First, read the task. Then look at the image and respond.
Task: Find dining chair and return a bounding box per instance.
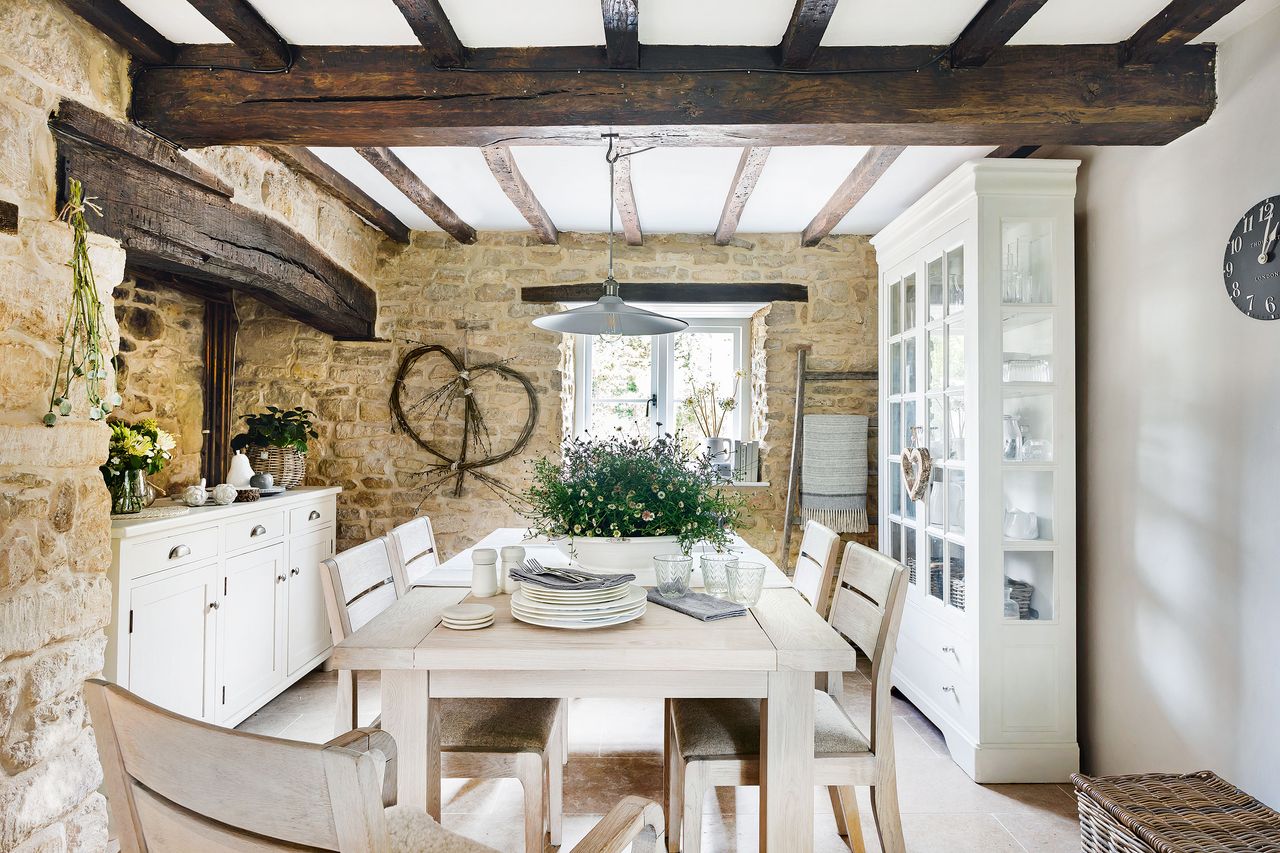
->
[664,541,908,853]
[385,515,570,766]
[321,537,565,853]
[790,519,845,703]
[85,679,664,853]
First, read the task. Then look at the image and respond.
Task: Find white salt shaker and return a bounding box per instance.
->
[470,548,499,598]
[499,546,525,595]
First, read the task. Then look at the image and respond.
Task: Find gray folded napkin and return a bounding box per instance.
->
[509,564,636,591]
[645,589,748,621]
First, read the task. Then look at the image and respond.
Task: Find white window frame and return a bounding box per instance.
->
[573,317,752,441]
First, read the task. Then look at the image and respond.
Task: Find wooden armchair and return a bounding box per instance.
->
[87,679,664,853]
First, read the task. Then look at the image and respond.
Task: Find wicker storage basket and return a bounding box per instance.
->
[1073,771,1280,853]
[246,445,307,489]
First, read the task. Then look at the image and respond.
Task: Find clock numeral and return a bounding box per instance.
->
[1244,214,1255,233]
[1246,294,1254,310]
[1268,297,1277,315]
[1261,201,1275,219]
[1224,261,1234,276]
[1230,281,1241,298]
[1231,236,1244,253]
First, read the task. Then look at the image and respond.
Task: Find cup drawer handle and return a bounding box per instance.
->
[250,525,267,537]
[308,510,321,521]
[169,544,190,560]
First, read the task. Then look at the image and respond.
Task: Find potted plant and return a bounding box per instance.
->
[521,432,746,572]
[231,406,317,490]
[102,419,175,514]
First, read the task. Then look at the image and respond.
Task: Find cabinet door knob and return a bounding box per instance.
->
[169,544,190,560]
[250,524,267,537]
[290,567,300,576]
[208,601,219,611]
[308,510,321,521]
[277,574,287,583]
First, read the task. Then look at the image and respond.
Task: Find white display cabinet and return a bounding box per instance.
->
[872,160,1079,782]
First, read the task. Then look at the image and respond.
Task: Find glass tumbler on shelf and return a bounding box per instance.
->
[700,553,737,598]
[727,561,767,607]
[654,554,693,599]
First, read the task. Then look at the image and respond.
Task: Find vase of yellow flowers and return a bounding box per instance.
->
[102,419,175,514]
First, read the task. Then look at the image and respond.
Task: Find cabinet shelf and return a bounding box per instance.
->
[1004,538,1056,550]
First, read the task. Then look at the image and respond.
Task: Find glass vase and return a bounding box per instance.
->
[110,470,147,515]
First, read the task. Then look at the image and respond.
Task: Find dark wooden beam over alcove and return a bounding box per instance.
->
[51,101,377,340]
[521,283,809,303]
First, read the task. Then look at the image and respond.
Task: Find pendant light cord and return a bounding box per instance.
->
[606,137,617,280]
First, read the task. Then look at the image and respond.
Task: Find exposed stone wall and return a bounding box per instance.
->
[112,279,206,491]
[0,0,129,849]
[234,232,879,563]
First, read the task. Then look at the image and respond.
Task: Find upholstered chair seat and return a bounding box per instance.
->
[439,697,561,752]
[670,690,869,759]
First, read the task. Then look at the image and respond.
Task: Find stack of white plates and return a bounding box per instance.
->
[511,583,647,629]
[442,604,494,631]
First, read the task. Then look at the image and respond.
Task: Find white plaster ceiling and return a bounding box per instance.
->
[118,0,1280,239]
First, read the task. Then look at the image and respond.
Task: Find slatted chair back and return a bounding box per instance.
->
[791,519,842,618]
[828,542,907,752]
[387,515,441,591]
[84,679,396,852]
[321,538,399,643]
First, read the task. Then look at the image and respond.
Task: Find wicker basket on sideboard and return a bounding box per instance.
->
[1072,771,1280,853]
[246,445,307,489]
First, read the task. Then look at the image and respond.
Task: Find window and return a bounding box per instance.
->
[573,318,751,441]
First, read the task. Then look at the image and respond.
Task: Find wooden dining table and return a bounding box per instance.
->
[329,534,855,852]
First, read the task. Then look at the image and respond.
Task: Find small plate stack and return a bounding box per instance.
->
[511,583,646,629]
[442,604,494,631]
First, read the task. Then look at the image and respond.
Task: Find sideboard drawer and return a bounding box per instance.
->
[128,526,220,579]
[225,510,286,552]
[290,500,334,534]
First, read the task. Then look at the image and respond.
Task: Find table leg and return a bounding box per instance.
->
[380,670,439,818]
[760,670,814,852]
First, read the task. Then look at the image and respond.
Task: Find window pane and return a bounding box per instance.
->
[947,319,965,388]
[947,246,964,310]
[889,402,902,455]
[889,342,902,396]
[889,279,901,335]
[928,328,943,391]
[927,397,943,456]
[947,394,965,461]
[904,525,917,584]
[927,256,944,321]
[904,399,917,452]
[674,330,740,439]
[949,468,966,534]
[928,534,943,601]
[903,274,916,331]
[591,335,651,400]
[904,338,916,393]
[888,460,902,516]
[590,402,649,437]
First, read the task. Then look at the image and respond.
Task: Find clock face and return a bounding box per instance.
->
[1224,196,1280,320]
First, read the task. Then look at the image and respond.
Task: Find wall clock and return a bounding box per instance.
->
[1224,196,1280,320]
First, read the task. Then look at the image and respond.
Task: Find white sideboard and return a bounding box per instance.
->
[106,486,340,727]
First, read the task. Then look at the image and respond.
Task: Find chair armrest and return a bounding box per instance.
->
[327,727,398,807]
[570,796,664,853]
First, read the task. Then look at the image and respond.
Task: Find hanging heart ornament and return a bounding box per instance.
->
[901,427,932,502]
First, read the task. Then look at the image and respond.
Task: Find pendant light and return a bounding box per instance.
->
[532,140,688,337]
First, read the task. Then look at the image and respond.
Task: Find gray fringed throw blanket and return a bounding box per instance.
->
[800,414,869,534]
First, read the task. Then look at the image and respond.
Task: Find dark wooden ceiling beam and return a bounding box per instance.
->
[715,147,771,245]
[988,144,1040,158]
[187,0,290,69]
[131,44,1217,148]
[266,146,411,243]
[601,0,639,68]
[522,283,809,303]
[801,146,904,246]
[482,146,558,244]
[388,0,465,67]
[779,0,840,69]
[612,148,642,247]
[355,147,476,244]
[60,0,176,65]
[1123,0,1247,65]
[949,0,1050,68]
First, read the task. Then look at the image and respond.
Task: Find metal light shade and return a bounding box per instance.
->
[532,277,688,336]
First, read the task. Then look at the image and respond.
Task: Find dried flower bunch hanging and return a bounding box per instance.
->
[43,178,119,426]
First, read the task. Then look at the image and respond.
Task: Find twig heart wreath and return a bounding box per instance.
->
[390,342,538,499]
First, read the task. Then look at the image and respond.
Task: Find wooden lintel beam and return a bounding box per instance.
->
[389,0,465,67]
[949,0,1050,68]
[601,0,639,68]
[1123,0,1247,65]
[481,146,558,244]
[522,283,809,303]
[356,147,476,244]
[51,102,377,340]
[612,148,642,247]
[779,0,839,69]
[130,44,1218,148]
[988,144,1040,158]
[60,0,176,65]
[801,146,904,247]
[187,0,290,69]
[715,147,771,246]
[267,146,411,243]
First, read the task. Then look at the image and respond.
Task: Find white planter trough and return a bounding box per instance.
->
[554,535,683,573]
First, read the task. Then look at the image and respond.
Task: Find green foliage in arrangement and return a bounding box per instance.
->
[521,431,746,553]
[231,406,318,453]
[102,419,175,478]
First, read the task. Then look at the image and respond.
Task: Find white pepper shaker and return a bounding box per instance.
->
[499,545,525,595]
[470,548,499,598]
